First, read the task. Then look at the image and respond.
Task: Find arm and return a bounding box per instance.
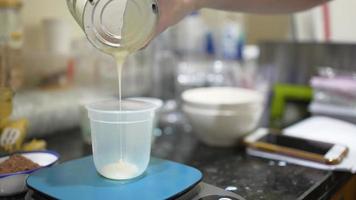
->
[198,0,330,14]
[156,0,330,34]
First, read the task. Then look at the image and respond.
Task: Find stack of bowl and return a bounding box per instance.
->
[182,87,264,147]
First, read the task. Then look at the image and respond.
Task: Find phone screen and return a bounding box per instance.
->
[258,134,333,155]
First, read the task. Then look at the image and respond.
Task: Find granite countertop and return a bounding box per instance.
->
[43,125,352,200]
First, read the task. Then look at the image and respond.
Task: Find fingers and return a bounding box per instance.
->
[154,0,199,38]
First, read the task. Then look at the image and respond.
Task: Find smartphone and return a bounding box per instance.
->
[244,129,348,165]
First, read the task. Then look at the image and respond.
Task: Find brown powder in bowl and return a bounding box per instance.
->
[0,154,40,174]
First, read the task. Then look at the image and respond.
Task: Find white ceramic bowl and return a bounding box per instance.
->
[0,151,59,196]
[182,87,263,111]
[182,87,264,146]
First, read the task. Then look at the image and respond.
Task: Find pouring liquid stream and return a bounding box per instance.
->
[78,0,157,179]
[114,51,128,111]
[114,51,128,162]
[99,1,138,177]
[104,0,128,165]
[98,2,142,178]
[99,50,140,180]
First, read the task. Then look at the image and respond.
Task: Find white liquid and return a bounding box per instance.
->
[92,113,152,180]
[98,51,133,179]
[92,0,153,180]
[114,51,129,110]
[101,160,138,180]
[101,4,130,174]
[115,51,128,164]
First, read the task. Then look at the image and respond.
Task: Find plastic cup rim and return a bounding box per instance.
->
[85,99,158,115]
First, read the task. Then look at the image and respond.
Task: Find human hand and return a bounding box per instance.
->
[155,0,201,35]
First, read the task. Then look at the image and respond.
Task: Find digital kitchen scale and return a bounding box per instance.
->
[26,156,245,200]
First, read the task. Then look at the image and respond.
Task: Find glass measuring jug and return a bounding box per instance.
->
[66,0,159,53]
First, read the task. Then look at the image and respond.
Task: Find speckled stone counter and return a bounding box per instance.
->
[42,126,351,200]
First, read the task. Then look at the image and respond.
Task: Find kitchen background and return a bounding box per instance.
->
[2,0,356,142]
[1,0,356,199]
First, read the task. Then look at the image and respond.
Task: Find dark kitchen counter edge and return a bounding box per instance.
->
[298,171,351,200]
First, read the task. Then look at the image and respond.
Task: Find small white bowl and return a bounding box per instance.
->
[182,87,263,111]
[183,105,263,146]
[0,151,59,196]
[182,87,264,146]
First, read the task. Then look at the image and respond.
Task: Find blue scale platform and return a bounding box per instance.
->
[27,156,203,200]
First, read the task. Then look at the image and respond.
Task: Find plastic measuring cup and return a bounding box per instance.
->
[86,99,157,180]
